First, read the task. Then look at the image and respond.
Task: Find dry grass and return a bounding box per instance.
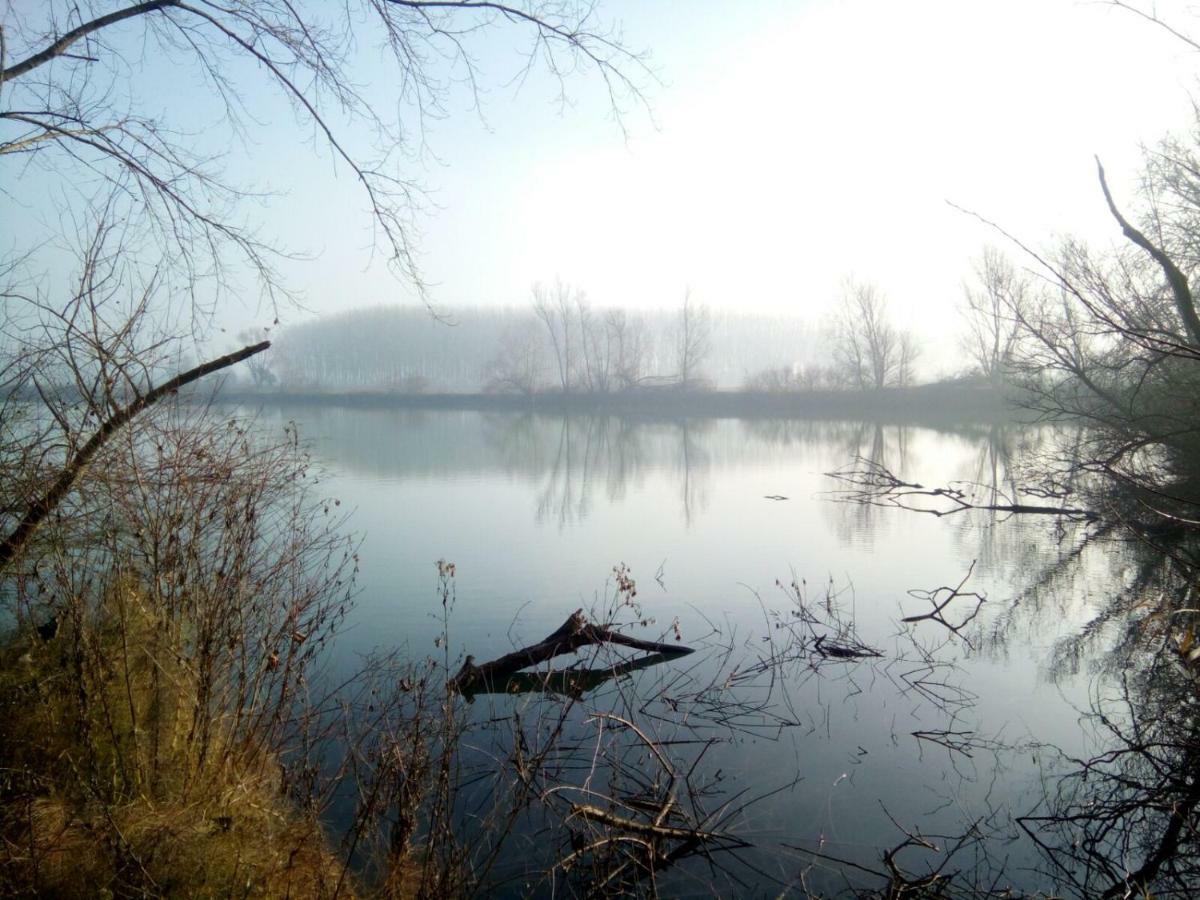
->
[0,589,353,899]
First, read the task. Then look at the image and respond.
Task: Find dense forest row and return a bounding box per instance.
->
[240,302,828,393]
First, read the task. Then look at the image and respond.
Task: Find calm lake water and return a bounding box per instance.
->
[245,404,1122,894]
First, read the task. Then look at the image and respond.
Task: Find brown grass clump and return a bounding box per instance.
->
[0,588,353,898]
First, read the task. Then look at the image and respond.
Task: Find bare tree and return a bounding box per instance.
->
[960,246,1029,383]
[675,289,711,388]
[531,279,630,395]
[483,319,547,395]
[577,305,656,393]
[831,278,919,389]
[1,2,649,316]
[971,149,1200,516]
[236,329,276,387]
[896,331,921,387]
[607,308,648,390]
[531,280,583,393]
[576,293,612,393]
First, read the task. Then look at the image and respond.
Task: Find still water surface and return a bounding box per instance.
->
[249,405,1116,893]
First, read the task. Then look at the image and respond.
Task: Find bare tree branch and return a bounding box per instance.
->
[1,1,178,82]
[1096,156,1200,347]
[0,340,269,572]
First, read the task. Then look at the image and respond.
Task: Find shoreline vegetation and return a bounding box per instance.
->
[208,378,1019,426]
[0,592,351,897]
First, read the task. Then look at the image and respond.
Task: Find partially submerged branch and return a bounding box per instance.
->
[902,562,987,649]
[449,608,693,696]
[826,456,1099,522]
[460,651,682,699]
[568,804,723,843]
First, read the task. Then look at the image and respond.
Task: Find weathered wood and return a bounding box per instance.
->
[458,652,682,699]
[449,609,693,695]
[569,804,718,842]
[812,634,883,659]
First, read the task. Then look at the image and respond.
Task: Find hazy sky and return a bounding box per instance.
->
[261,0,1200,364]
[7,0,1200,376]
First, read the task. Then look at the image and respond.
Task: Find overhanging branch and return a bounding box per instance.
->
[0,340,270,573]
[1,2,179,83]
[1096,156,1200,347]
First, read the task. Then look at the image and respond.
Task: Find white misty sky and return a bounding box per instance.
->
[264,0,1199,368]
[5,0,1200,377]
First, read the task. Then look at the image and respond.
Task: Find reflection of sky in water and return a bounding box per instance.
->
[243,405,1110,890]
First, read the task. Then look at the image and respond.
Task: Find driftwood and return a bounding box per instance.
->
[812,634,883,659]
[469,652,683,699]
[568,804,720,842]
[450,609,693,697]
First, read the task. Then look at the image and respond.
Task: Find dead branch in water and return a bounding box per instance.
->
[813,633,883,659]
[568,804,722,842]
[902,562,987,649]
[460,652,684,699]
[826,456,1099,522]
[449,609,693,696]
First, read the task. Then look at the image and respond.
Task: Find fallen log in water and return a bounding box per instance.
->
[449,609,694,697]
[469,652,684,699]
[568,804,720,842]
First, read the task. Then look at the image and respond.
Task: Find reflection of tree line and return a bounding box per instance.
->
[822,419,1073,580]
[284,406,1061,538]
[955,424,1072,591]
[821,421,912,547]
[517,416,968,529]
[520,415,712,528]
[266,402,1200,892]
[966,423,1193,676]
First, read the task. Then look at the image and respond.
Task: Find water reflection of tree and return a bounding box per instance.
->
[929,494,1200,895]
[534,416,604,528]
[970,436,1198,676]
[947,424,1077,597]
[738,417,865,448]
[970,424,1019,510]
[674,418,712,526]
[830,423,912,546]
[603,417,646,504]
[813,415,1200,895]
[1021,607,1200,898]
[512,415,651,529]
[482,414,714,528]
[481,412,553,476]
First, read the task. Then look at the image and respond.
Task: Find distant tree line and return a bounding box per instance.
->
[244,259,1099,397]
[257,267,1084,398]
[260,295,828,393]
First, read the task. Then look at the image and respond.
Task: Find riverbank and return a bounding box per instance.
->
[0,589,353,897]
